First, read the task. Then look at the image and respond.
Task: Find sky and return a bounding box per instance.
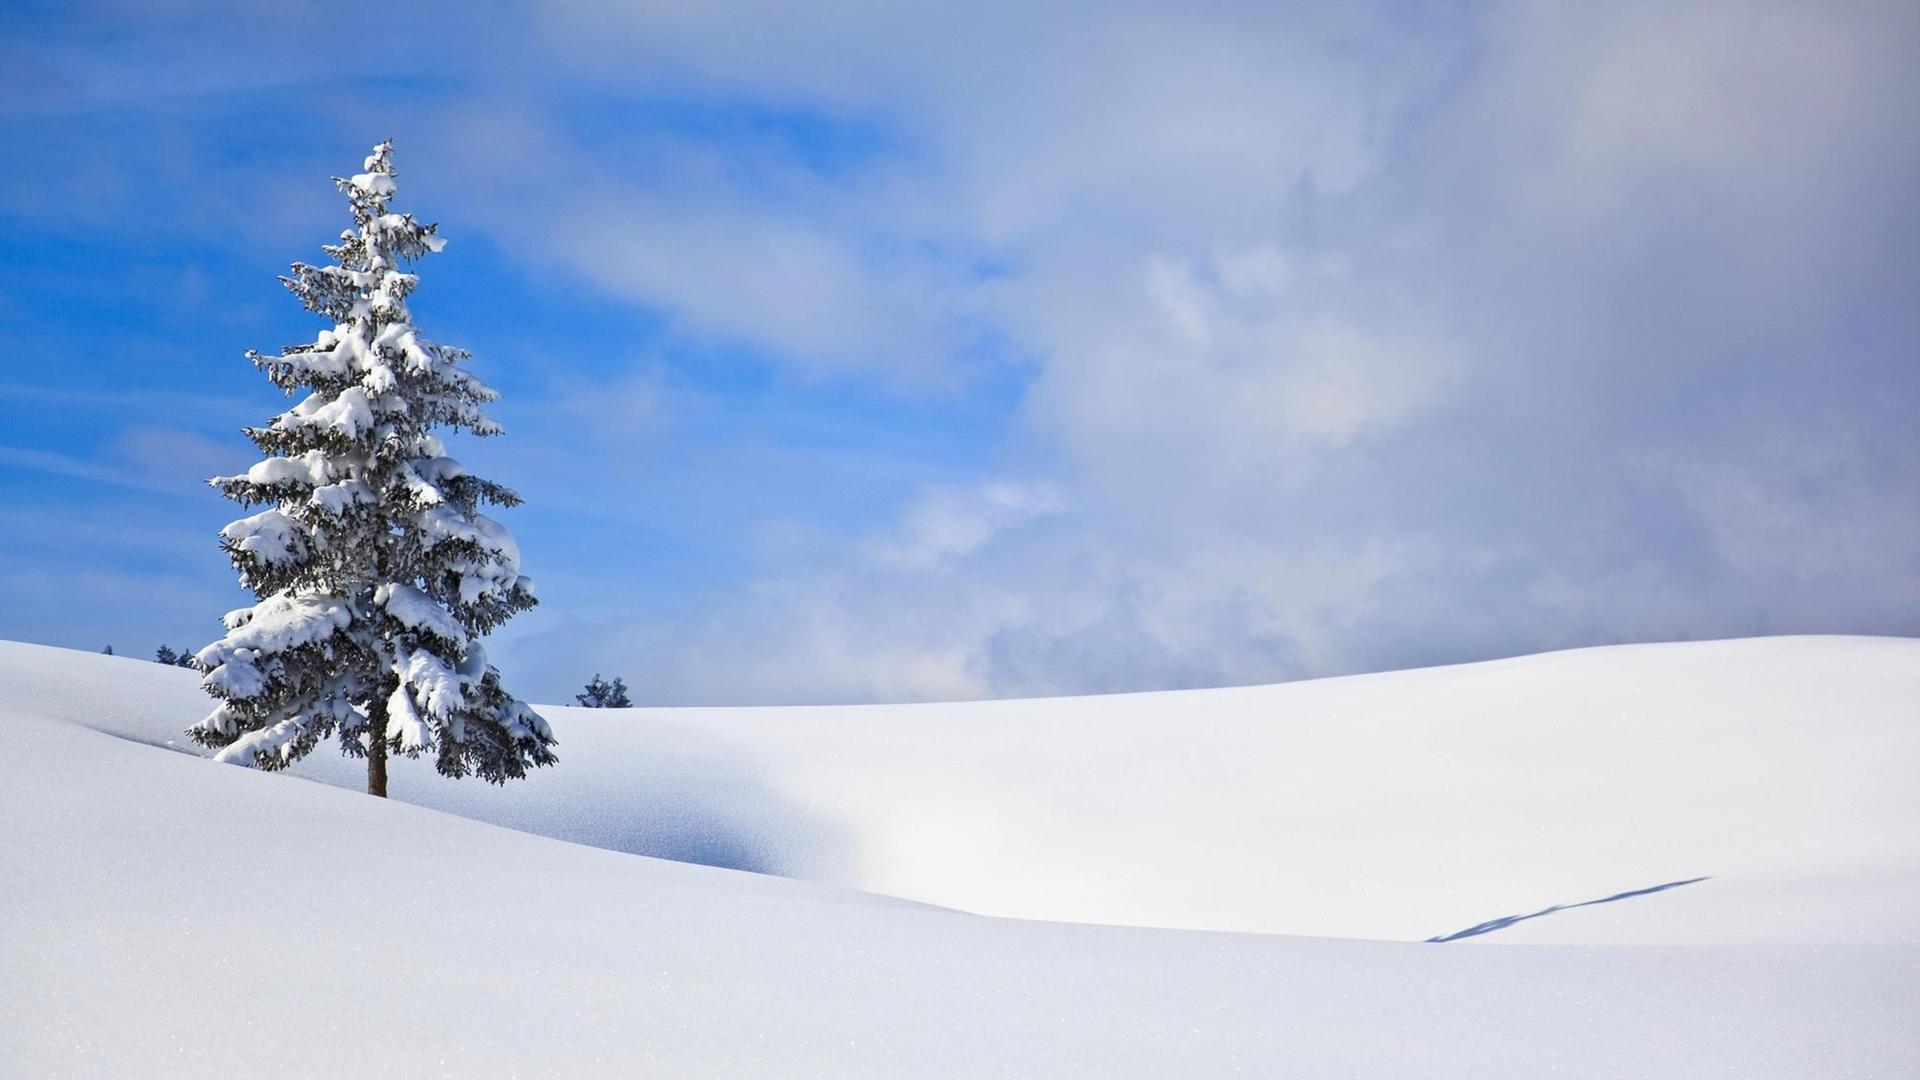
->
[1,0,1915,705]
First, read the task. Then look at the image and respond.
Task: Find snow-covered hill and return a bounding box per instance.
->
[3,636,1917,1076]
[14,635,1916,944]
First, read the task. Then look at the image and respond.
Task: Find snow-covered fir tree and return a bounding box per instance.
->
[191,140,554,796]
[575,674,631,709]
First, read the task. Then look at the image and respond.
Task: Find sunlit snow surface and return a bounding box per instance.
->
[2,636,1916,1076]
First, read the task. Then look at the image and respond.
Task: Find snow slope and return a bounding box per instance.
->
[2,637,1917,1076]
[12,635,1916,944]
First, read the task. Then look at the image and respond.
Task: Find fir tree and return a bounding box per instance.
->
[575,674,631,709]
[191,140,554,796]
[155,645,196,667]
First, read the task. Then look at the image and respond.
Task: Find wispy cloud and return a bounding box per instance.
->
[0,445,183,496]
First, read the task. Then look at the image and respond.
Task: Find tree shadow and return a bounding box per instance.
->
[116,713,853,882]
[331,724,862,884]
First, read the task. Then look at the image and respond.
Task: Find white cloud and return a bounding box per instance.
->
[16,0,1915,702]
[497,0,1919,702]
[874,482,1065,571]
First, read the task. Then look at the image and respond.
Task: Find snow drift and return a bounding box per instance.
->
[15,634,1917,944]
[2,635,1916,1076]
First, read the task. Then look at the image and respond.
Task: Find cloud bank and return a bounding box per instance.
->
[4,0,1916,702]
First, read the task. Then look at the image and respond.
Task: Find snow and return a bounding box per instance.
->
[2,635,1916,1076]
[307,477,371,515]
[397,458,456,505]
[385,678,434,751]
[361,360,398,394]
[211,634,1920,945]
[414,506,524,603]
[372,321,437,374]
[394,645,471,721]
[212,714,310,767]
[414,454,465,483]
[193,593,351,700]
[375,582,465,644]
[349,170,395,197]
[231,449,331,488]
[312,322,368,374]
[275,385,375,439]
[219,508,309,565]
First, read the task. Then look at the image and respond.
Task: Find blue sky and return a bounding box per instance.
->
[2,1,1916,704]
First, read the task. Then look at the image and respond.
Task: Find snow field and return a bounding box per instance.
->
[2,636,1916,1076]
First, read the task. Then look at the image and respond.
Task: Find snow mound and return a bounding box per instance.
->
[2,636,1916,1077]
[11,635,1915,945]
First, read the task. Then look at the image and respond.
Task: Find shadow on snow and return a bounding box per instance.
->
[1426,876,1711,942]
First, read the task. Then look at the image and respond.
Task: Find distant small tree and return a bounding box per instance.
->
[190,140,553,797]
[576,674,631,709]
[155,645,197,667]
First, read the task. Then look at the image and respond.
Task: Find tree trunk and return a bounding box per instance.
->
[367,697,389,798]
